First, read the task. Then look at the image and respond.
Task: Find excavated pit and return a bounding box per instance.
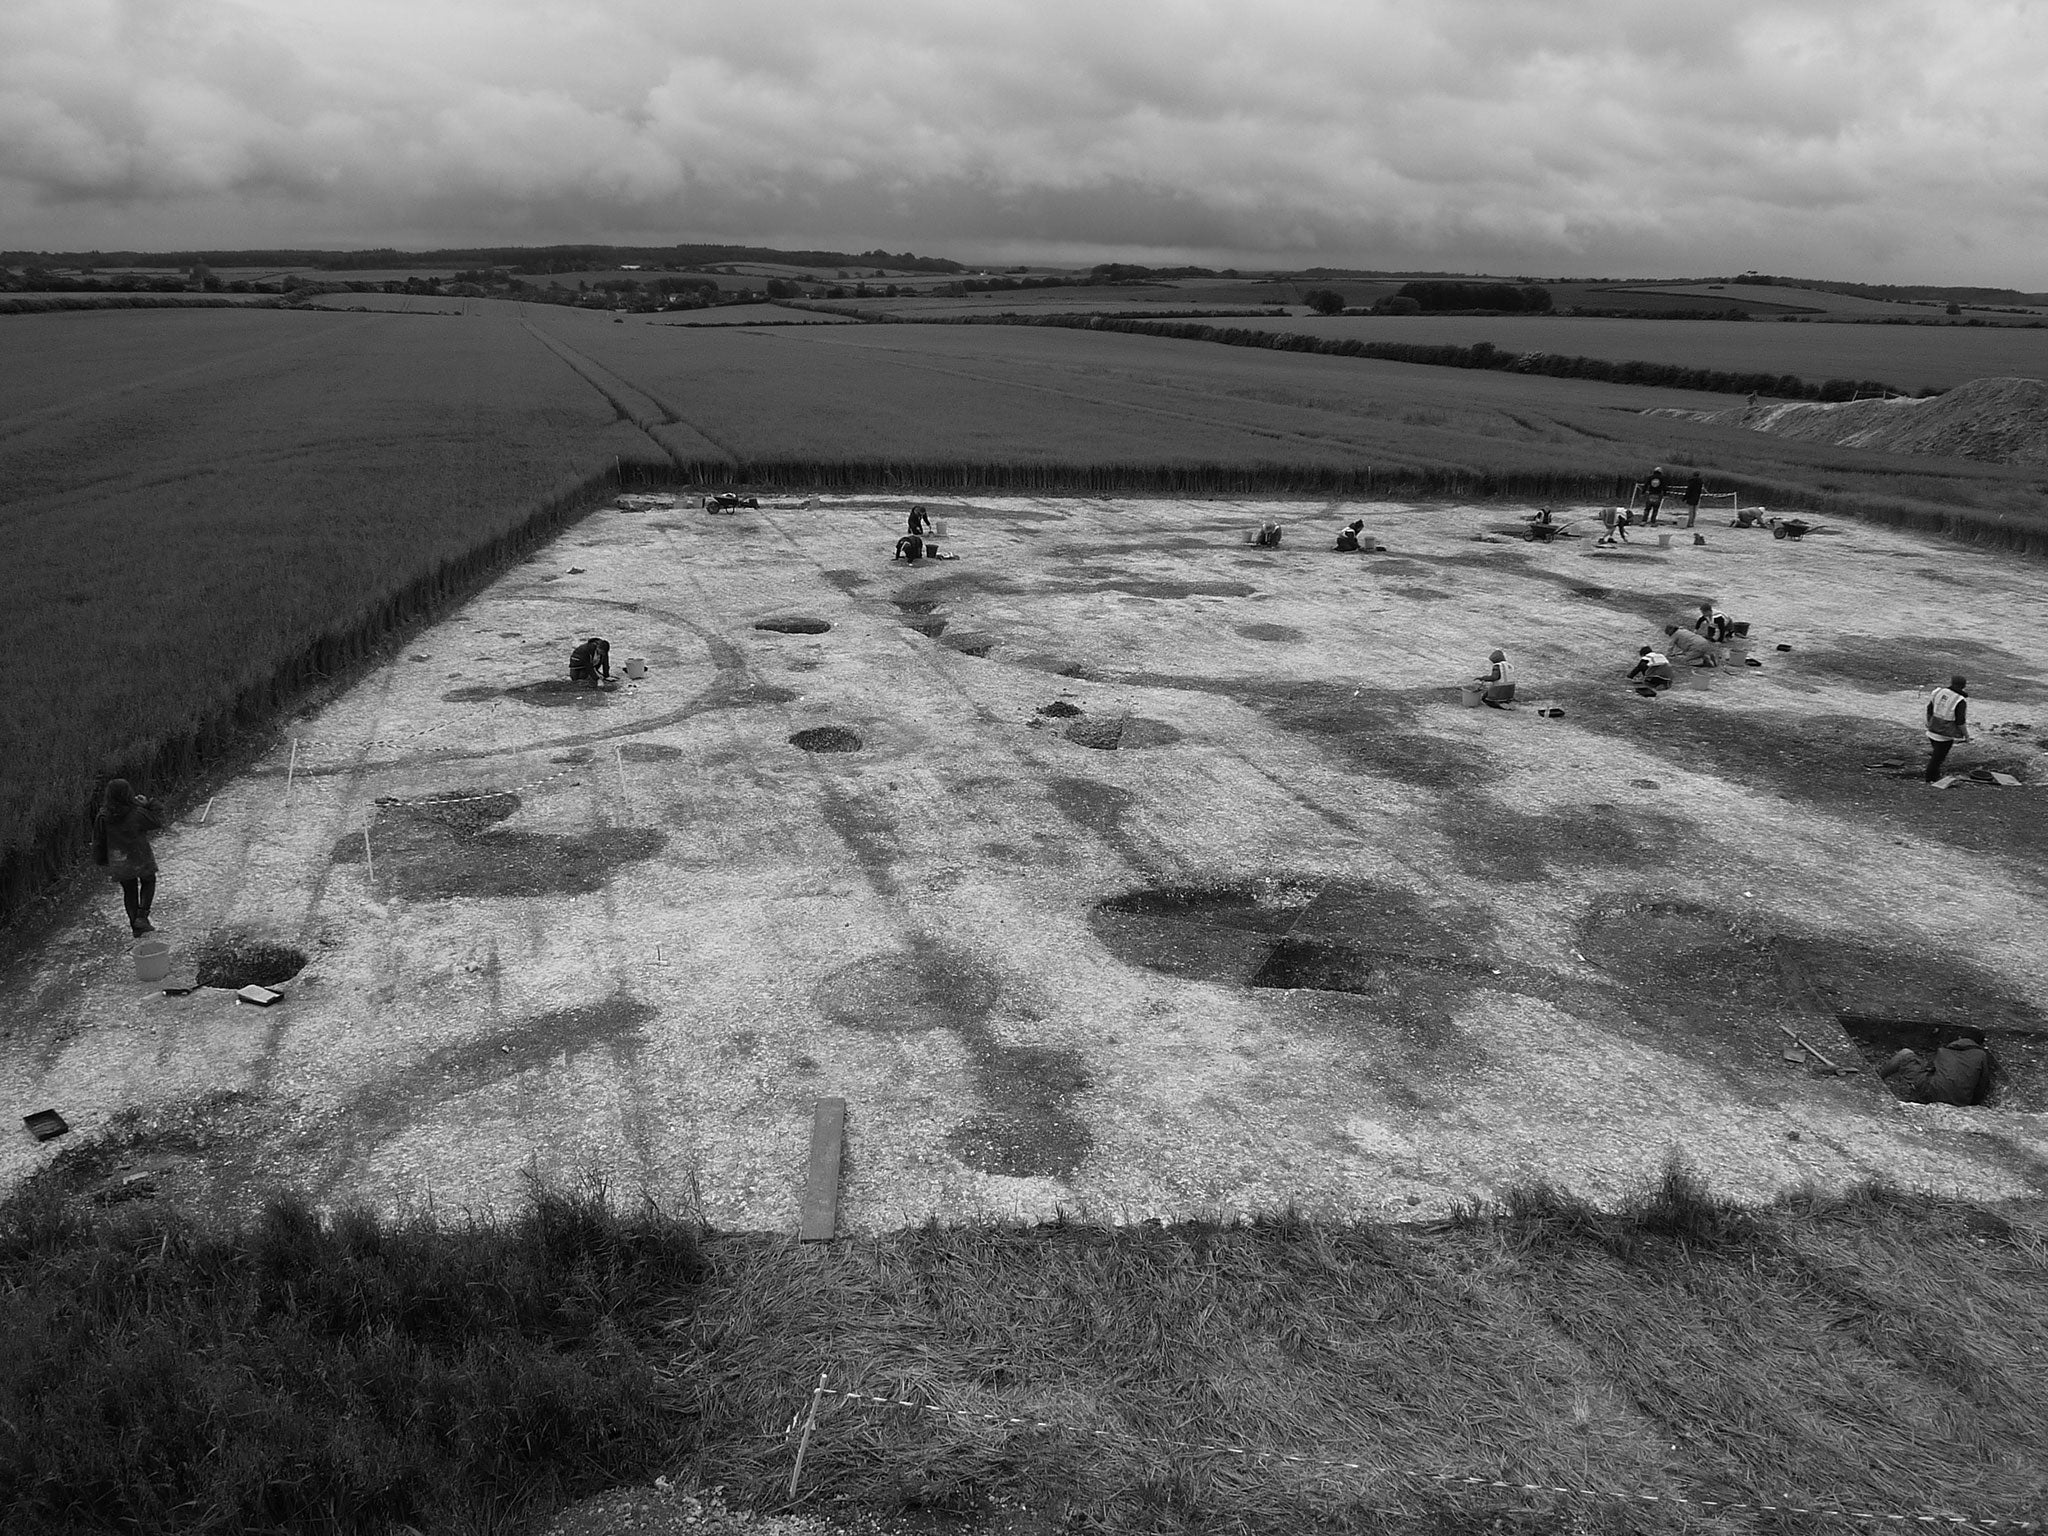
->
[754,617,832,635]
[190,932,309,991]
[790,726,864,754]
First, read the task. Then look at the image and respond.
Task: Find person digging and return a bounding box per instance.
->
[569,636,612,690]
[1923,675,1969,782]
[1628,646,1674,692]
[1663,625,1719,668]
[1474,649,1515,706]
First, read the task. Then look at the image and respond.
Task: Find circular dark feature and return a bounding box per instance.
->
[1038,701,1083,718]
[755,617,832,635]
[617,742,685,761]
[790,726,863,753]
[1236,622,1305,643]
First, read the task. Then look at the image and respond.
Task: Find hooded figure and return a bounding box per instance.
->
[1643,465,1669,522]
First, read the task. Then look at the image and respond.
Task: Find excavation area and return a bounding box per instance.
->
[5,493,2046,1228]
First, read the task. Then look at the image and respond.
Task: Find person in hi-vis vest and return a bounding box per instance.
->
[1924,675,1969,782]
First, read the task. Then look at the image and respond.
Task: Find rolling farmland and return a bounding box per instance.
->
[1188,313,2048,393]
[0,308,652,915]
[6,298,2047,919]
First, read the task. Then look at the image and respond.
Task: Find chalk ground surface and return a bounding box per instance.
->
[5,496,2046,1228]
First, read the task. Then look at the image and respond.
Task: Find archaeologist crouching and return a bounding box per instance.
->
[1663,625,1719,668]
[569,636,612,689]
[1627,646,1674,689]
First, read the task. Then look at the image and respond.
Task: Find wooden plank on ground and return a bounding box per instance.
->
[799,1097,846,1243]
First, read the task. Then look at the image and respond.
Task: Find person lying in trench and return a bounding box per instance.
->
[1880,1037,1993,1107]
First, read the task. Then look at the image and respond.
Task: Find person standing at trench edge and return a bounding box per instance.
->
[1924,675,1969,781]
[92,779,163,937]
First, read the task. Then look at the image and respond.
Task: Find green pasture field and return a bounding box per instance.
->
[0,307,650,916]
[6,299,2045,923]
[1177,311,2048,392]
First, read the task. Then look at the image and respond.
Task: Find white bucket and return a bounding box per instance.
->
[133,939,171,983]
[1459,684,1486,709]
[623,657,647,679]
[933,519,949,538]
[1657,533,1673,549]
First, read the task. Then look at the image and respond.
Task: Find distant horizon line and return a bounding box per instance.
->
[3,242,2044,300]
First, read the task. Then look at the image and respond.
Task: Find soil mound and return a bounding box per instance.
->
[1654,378,2048,467]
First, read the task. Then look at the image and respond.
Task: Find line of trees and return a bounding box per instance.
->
[920,312,1906,401]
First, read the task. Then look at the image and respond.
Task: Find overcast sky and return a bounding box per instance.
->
[3,0,2044,285]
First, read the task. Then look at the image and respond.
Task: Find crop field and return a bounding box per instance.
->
[1189,313,2048,392]
[6,300,2045,924]
[0,308,654,915]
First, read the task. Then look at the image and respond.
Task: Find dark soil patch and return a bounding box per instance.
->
[1576,896,2046,1078]
[815,949,1001,1033]
[1447,801,1696,884]
[1569,585,1611,600]
[1043,776,1152,868]
[705,680,800,711]
[820,569,870,590]
[504,678,610,708]
[331,791,666,900]
[903,616,949,638]
[1390,585,1456,602]
[1236,622,1305,643]
[813,946,1096,1178]
[938,633,996,657]
[616,743,683,762]
[789,726,862,753]
[1066,715,1183,751]
[1793,634,2048,702]
[944,1040,1093,1179]
[1248,682,1495,789]
[1090,880,1490,1050]
[190,931,308,990]
[1065,577,1257,601]
[818,784,902,895]
[753,617,831,635]
[892,598,942,614]
[1562,696,2048,874]
[441,685,503,703]
[341,996,658,1148]
[1037,701,1083,718]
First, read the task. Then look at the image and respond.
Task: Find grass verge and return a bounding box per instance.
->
[4,1145,2043,1536]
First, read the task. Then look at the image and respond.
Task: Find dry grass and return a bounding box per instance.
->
[4,1147,2043,1535]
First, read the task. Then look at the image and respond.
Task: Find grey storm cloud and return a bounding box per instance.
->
[2,0,2044,282]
